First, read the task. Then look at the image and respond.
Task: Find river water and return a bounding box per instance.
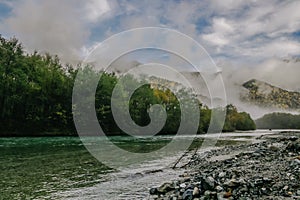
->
[0,130,278,199]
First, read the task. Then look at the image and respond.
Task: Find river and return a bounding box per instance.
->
[0,130,280,199]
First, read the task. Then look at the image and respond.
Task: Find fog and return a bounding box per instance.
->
[220,58,300,119]
[97,52,300,119]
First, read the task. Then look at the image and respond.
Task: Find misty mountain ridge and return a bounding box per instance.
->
[106,60,300,117]
[241,79,300,110]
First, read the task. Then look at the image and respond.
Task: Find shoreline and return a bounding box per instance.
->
[149,131,300,199]
[0,129,298,138]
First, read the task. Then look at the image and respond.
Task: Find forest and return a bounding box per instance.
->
[256,112,300,129]
[0,35,256,136]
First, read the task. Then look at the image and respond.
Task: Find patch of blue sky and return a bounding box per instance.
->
[88,16,122,45]
[195,17,209,33]
[291,31,300,40]
[0,2,12,19]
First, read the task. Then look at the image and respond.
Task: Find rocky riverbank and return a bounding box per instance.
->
[149,132,300,200]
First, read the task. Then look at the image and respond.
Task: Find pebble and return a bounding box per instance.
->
[149,132,300,200]
[193,187,199,196]
[216,185,223,192]
[182,189,193,200]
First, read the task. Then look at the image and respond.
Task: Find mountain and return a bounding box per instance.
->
[241,79,300,110]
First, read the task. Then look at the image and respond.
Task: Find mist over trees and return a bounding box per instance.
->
[0,36,256,136]
[256,112,300,129]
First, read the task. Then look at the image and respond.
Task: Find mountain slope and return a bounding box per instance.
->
[241,79,300,109]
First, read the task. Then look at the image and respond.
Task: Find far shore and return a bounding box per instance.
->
[1,129,300,138]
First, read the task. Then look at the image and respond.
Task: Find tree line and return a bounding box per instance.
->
[0,35,256,136]
[256,112,300,129]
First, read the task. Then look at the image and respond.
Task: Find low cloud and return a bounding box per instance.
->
[1,1,300,119]
[1,0,300,62]
[0,0,111,63]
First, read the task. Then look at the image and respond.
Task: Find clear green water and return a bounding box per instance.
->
[0,137,107,200]
[0,132,267,199]
[0,136,175,200]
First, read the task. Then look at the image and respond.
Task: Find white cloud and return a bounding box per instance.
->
[1,0,300,118]
[85,0,110,23]
[202,18,235,46]
[0,0,113,62]
[202,33,229,46]
[201,0,300,59]
[1,0,300,63]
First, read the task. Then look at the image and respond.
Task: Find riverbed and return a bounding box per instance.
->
[0,130,282,199]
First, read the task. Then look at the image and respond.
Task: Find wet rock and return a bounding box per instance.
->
[158,182,174,194]
[223,191,232,198]
[283,185,289,191]
[217,192,227,200]
[216,185,224,192]
[204,190,211,198]
[183,177,191,182]
[268,145,280,151]
[193,187,199,197]
[201,176,215,191]
[224,178,244,188]
[182,189,193,200]
[149,188,158,195]
[186,184,194,190]
[150,132,300,200]
[218,172,226,179]
[150,194,159,199]
[288,136,298,141]
[286,139,300,152]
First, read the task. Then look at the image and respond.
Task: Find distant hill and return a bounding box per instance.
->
[241,79,300,110]
[256,112,300,129]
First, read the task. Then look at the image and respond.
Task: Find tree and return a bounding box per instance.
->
[0,35,257,136]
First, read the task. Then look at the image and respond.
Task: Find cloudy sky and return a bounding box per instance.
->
[0,0,300,64]
[1,0,300,117]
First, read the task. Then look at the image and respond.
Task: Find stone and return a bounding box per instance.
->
[286,139,300,152]
[216,185,224,192]
[218,172,226,179]
[261,187,268,195]
[223,191,232,198]
[294,159,300,164]
[224,179,243,188]
[183,177,191,182]
[263,177,272,184]
[202,176,215,191]
[182,189,193,200]
[149,188,158,195]
[288,136,298,141]
[239,186,248,193]
[186,184,194,190]
[158,182,174,194]
[268,145,280,151]
[149,134,300,200]
[193,187,199,197]
[217,192,227,200]
[204,190,211,197]
[150,195,159,199]
[170,196,178,200]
